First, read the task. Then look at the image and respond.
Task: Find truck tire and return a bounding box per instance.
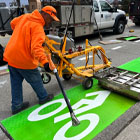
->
[114,20,125,34]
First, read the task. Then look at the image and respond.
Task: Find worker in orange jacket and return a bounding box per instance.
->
[3,6,60,114]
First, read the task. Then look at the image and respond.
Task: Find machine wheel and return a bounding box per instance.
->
[62,74,72,81]
[0,44,7,66]
[41,73,51,84]
[82,78,93,89]
[114,20,125,34]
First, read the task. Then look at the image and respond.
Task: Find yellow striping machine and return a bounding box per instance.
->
[40,34,111,89]
[40,2,140,100]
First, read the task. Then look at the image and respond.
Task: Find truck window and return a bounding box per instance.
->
[93,1,99,12]
[100,1,112,11]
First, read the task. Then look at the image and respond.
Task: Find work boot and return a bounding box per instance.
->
[39,94,54,105]
[12,102,30,115]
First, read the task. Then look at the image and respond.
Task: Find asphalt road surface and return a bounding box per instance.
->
[0,19,140,140]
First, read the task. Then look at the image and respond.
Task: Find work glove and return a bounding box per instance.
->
[44,54,56,72]
[44,63,52,72]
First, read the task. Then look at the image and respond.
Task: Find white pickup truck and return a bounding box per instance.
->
[0,0,127,38]
[48,0,127,37]
[93,0,127,34]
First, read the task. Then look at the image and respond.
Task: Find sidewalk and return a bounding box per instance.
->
[115,114,140,140]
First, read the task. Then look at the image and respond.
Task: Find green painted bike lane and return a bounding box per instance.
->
[1,57,140,140]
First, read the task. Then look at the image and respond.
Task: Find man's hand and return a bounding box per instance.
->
[44,54,56,72]
[44,63,52,72]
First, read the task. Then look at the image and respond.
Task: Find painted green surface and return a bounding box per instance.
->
[1,57,140,140]
[119,57,140,72]
[124,36,137,41]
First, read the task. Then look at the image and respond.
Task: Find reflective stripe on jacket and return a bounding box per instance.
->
[4,10,48,69]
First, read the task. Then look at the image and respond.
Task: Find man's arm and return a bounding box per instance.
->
[30,25,48,65]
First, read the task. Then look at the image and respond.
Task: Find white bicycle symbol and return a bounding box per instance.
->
[28,90,110,140]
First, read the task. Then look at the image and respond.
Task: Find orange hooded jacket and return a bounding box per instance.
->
[4,10,48,69]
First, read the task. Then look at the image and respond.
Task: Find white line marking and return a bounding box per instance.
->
[79,55,93,61]
[111,46,122,50]
[134,40,140,43]
[0,66,8,71]
[0,80,7,88]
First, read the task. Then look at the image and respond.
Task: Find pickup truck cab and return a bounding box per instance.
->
[93,0,127,34]
[52,0,128,37]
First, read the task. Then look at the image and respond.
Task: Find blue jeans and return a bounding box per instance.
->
[8,65,48,111]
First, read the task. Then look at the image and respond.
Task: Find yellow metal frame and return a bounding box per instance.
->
[44,36,111,78]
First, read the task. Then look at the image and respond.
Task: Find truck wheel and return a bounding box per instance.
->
[41,73,51,84]
[114,20,125,34]
[82,78,93,89]
[62,74,72,81]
